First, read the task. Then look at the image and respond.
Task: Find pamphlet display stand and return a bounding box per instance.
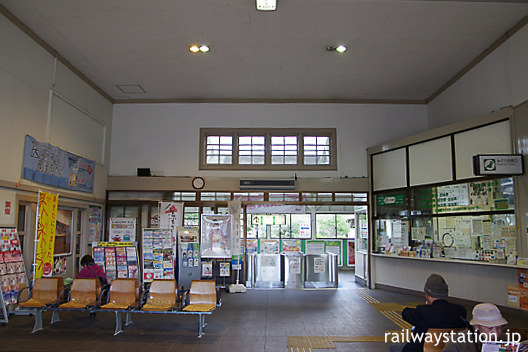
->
[1,228,29,323]
[177,227,200,291]
[141,228,175,283]
[92,242,139,283]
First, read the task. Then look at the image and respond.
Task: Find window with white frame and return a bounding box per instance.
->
[205,135,233,165]
[200,128,336,170]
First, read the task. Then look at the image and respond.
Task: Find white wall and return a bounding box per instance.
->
[111,103,427,180]
[428,25,528,128]
[373,256,518,307]
[0,13,113,200]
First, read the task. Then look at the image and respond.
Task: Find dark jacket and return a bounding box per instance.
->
[401,299,467,352]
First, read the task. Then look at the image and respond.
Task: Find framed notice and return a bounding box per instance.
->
[88,205,102,242]
[109,218,136,242]
[219,262,230,277]
[202,262,213,278]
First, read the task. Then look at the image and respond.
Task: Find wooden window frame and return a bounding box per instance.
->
[199,128,337,170]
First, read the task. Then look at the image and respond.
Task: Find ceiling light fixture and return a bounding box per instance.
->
[189,44,210,53]
[256,0,276,11]
[326,45,347,53]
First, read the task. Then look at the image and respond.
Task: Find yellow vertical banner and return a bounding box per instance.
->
[34,191,58,279]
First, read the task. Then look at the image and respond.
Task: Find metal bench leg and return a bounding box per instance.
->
[125,311,133,326]
[114,312,123,336]
[197,314,208,338]
[32,309,43,333]
[50,310,60,324]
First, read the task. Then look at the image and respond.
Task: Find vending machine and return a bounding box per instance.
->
[177,227,201,291]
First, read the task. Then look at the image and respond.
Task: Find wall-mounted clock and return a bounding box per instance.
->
[192,177,205,190]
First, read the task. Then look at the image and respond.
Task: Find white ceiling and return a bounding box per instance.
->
[1,0,527,102]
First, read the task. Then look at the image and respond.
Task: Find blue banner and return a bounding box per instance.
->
[22,135,95,193]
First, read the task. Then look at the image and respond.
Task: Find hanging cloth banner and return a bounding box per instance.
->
[228,199,242,256]
[22,135,95,193]
[34,191,58,279]
[159,202,184,244]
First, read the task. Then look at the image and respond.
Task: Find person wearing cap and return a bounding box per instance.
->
[392,273,467,352]
[443,303,508,352]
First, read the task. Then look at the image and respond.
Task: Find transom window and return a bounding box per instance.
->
[239,135,265,165]
[271,136,298,165]
[200,128,336,170]
[205,135,232,165]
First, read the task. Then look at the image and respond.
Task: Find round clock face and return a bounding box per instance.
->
[442,233,454,247]
[192,177,205,189]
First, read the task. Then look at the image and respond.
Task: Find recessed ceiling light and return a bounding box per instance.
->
[326,45,347,53]
[189,45,200,53]
[199,45,210,53]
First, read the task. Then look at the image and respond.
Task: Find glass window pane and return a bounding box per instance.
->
[291,214,311,238]
[304,136,316,145]
[239,136,251,144]
[316,214,336,238]
[220,136,232,144]
[207,136,219,144]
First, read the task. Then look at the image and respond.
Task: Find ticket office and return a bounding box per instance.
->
[370,112,524,265]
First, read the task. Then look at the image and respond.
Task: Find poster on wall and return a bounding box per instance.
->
[282,239,301,252]
[109,218,136,242]
[260,240,279,254]
[246,239,258,254]
[88,205,102,242]
[34,191,58,279]
[202,262,213,277]
[22,135,95,193]
[219,262,230,277]
[201,215,232,258]
[305,240,325,255]
[347,241,355,266]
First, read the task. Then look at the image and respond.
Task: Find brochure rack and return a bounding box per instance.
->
[141,228,175,282]
[92,242,139,283]
[1,228,29,323]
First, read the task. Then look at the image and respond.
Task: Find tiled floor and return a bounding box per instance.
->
[1,272,526,352]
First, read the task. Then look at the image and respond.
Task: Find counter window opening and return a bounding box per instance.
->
[373,176,517,264]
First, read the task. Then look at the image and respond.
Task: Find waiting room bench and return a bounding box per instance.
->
[17,278,219,338]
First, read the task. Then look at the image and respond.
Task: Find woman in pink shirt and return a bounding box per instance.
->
[77,255,106,285]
